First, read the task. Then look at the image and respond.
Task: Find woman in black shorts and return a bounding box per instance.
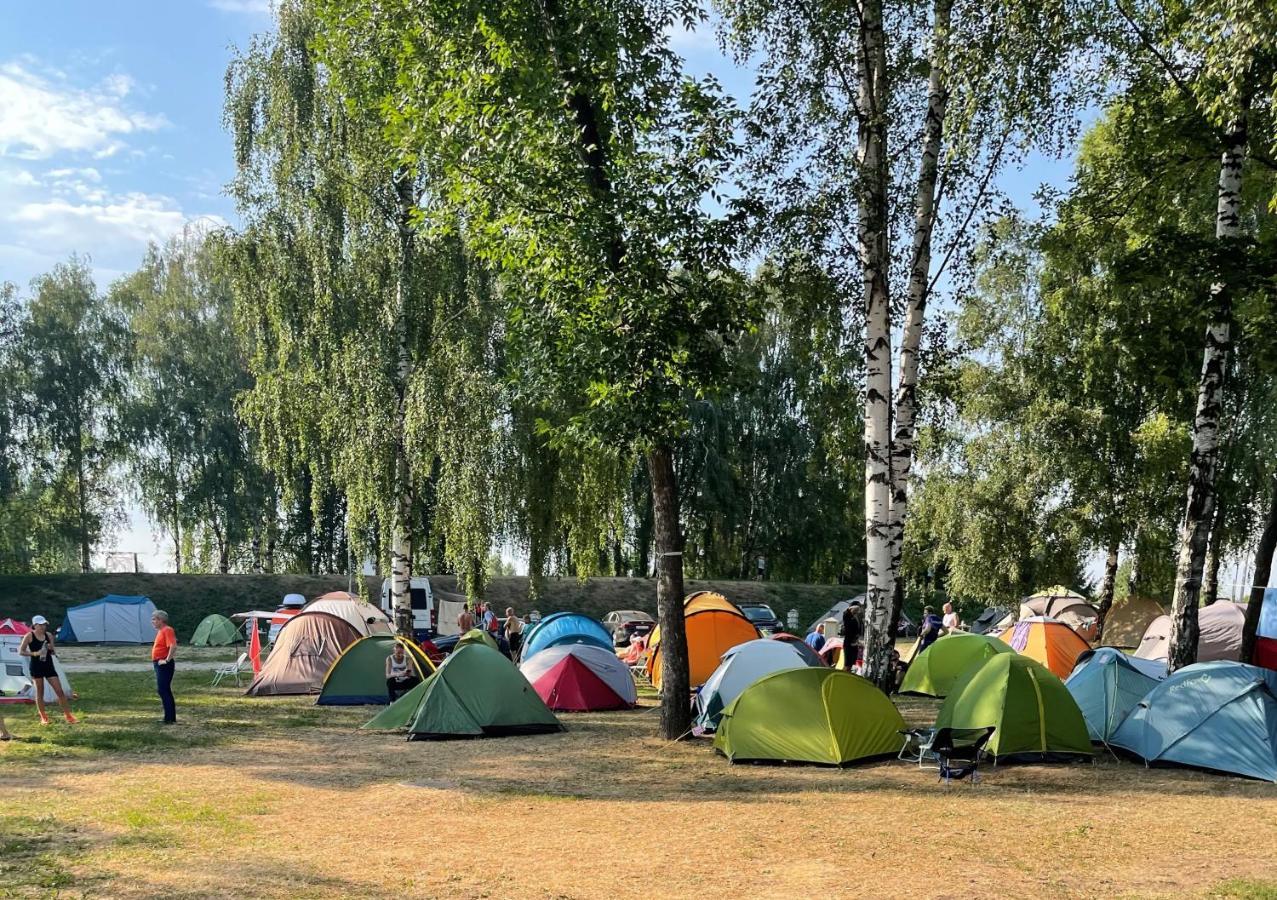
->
[19,616,77,725]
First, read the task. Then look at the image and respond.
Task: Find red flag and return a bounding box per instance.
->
[248,616,262,674]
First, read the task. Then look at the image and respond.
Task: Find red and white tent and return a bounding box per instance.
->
[519,644,638,711]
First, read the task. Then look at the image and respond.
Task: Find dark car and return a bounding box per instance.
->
[601,609,655,647]
[738,602,783,634]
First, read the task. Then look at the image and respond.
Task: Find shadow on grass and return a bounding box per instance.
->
[5,671,1277,807]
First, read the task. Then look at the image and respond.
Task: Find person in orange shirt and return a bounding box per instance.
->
[150,610,178,725]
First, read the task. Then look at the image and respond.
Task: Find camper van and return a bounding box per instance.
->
[379,576,437,639]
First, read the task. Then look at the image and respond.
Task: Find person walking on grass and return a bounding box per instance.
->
[151,610,178,725]
[504,607,524,658]
[18,616,76,726]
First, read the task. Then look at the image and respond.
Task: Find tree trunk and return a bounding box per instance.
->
[169,452,182,574]
[857,0,896,690]
[1203,530,1222,606]
[1241,474,1277,663]
[75,435,90,574]
[648,445,691,739]
[882,0,951,668]
[1094,539,1120,643]
[1167,112,1246,672]
[390,172,417,637]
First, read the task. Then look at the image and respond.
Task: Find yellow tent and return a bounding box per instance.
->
[1100,596,1165,649]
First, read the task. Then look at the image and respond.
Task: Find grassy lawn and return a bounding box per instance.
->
[1,672,1276,899]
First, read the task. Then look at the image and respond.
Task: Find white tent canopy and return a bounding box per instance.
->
[694,639,816,733]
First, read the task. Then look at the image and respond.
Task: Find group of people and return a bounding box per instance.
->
[454,602,527,656]
[802,599,965,685]
[1,608,179,742]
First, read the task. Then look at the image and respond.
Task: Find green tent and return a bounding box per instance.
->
[900,632,1014,698]
[191,614,240,647]
[317,635,435,706]
[363,642,562,740]
[713,668,906,766]
[456,628,499,651]
[935,653,1092,760]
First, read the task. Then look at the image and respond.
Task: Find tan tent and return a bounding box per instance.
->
[1019,588,1099,642]
[1100,596,1165,649]
[245,611,364,696]
[1134,601,1245,663]
[302,595,393,636]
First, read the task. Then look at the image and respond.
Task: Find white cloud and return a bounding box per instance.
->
[0,168,39,187]
[7,191,227,263]
[208,0,272,14]
[0,61,166,160]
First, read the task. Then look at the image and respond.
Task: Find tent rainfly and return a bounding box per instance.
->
[519,644,638,711]
[694,638,815,733]
[1064,647,1166,743]
[317,635,435,705]
[899,632,1014,698]
[245,611,367,696]
[56,595,157,644]
[191,614,240,647]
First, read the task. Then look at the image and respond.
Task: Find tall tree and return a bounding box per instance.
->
[313,0,750,738]
[16,258,126,572]
[224,0,505,605]
[718,0,1096,686]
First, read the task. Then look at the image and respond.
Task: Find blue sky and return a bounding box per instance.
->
[1,1,1082,574]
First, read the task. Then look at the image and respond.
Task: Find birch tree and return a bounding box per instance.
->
[719,0,1095,687]
[224,0,505,612]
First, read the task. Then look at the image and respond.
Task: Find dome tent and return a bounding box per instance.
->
[317,634,435,705]
[713,668,905,766]
[519,644,637,711]
[301,594,393,636]
[1020,587,1100,642]
[1064,647,1166,742]
[900,632,1014,698]
[519,612,613,661]
[364,642,562,739]
[245,610,370,696]
[1099,596,1165,649]
[694,639,817,733]
[647,609,758,690]
[1135,602,1244,664]
[56,595,157,644]
[998,616,1091,678]
[191,614,240,647]
[769,633,825,667]
[936,653,1092,761]
[1111,661,1277,781]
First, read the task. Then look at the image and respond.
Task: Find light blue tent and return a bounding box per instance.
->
[519,612,612,661]
[1064,647,1166,742]
[56,595,158,644]
[1110,661,1277,782]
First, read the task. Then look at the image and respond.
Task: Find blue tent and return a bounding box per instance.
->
[1064,647,1166,742]
[520,612,612,661]
[56,595,158,644]
[1110,661,1277,782]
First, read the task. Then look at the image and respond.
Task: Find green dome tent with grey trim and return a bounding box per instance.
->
[362,642,562,740]
[191,614,240,647]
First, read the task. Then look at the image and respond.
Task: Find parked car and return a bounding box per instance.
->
[601,609,655,647]
[738,602,784,634]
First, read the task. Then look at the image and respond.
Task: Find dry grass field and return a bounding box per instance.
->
[2,662,1277,899]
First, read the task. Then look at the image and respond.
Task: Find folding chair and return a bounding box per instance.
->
[898,728,938,767]
[212,652,248,687]
[931,726,996,785]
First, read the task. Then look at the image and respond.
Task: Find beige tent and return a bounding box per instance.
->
[302,595,393,636]
[1019,588,1100,642]
[1134,601,1245,663]
[1100,596,1165,649]
[246,611,365,696]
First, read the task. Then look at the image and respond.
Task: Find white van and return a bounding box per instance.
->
[379,576,436,638]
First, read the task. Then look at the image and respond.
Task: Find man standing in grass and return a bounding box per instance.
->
[151,610,178,725]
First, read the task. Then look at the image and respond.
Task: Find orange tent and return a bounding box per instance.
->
[647,609,759,690]
[998,616,1090,679]
[683,591,746,616]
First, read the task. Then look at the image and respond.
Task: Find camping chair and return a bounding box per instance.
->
[212,653,248,687]
[931,726,996,785]
[898,728,939,767]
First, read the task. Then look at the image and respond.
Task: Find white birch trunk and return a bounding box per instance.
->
[389,175,416,636]
[1167,113,1246,672]
[879,0,952,677]
[857,0,896,690]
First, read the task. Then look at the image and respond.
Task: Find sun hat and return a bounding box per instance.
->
[31,615,48,625]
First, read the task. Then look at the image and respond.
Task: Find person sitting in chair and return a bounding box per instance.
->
[385,643,420,702]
